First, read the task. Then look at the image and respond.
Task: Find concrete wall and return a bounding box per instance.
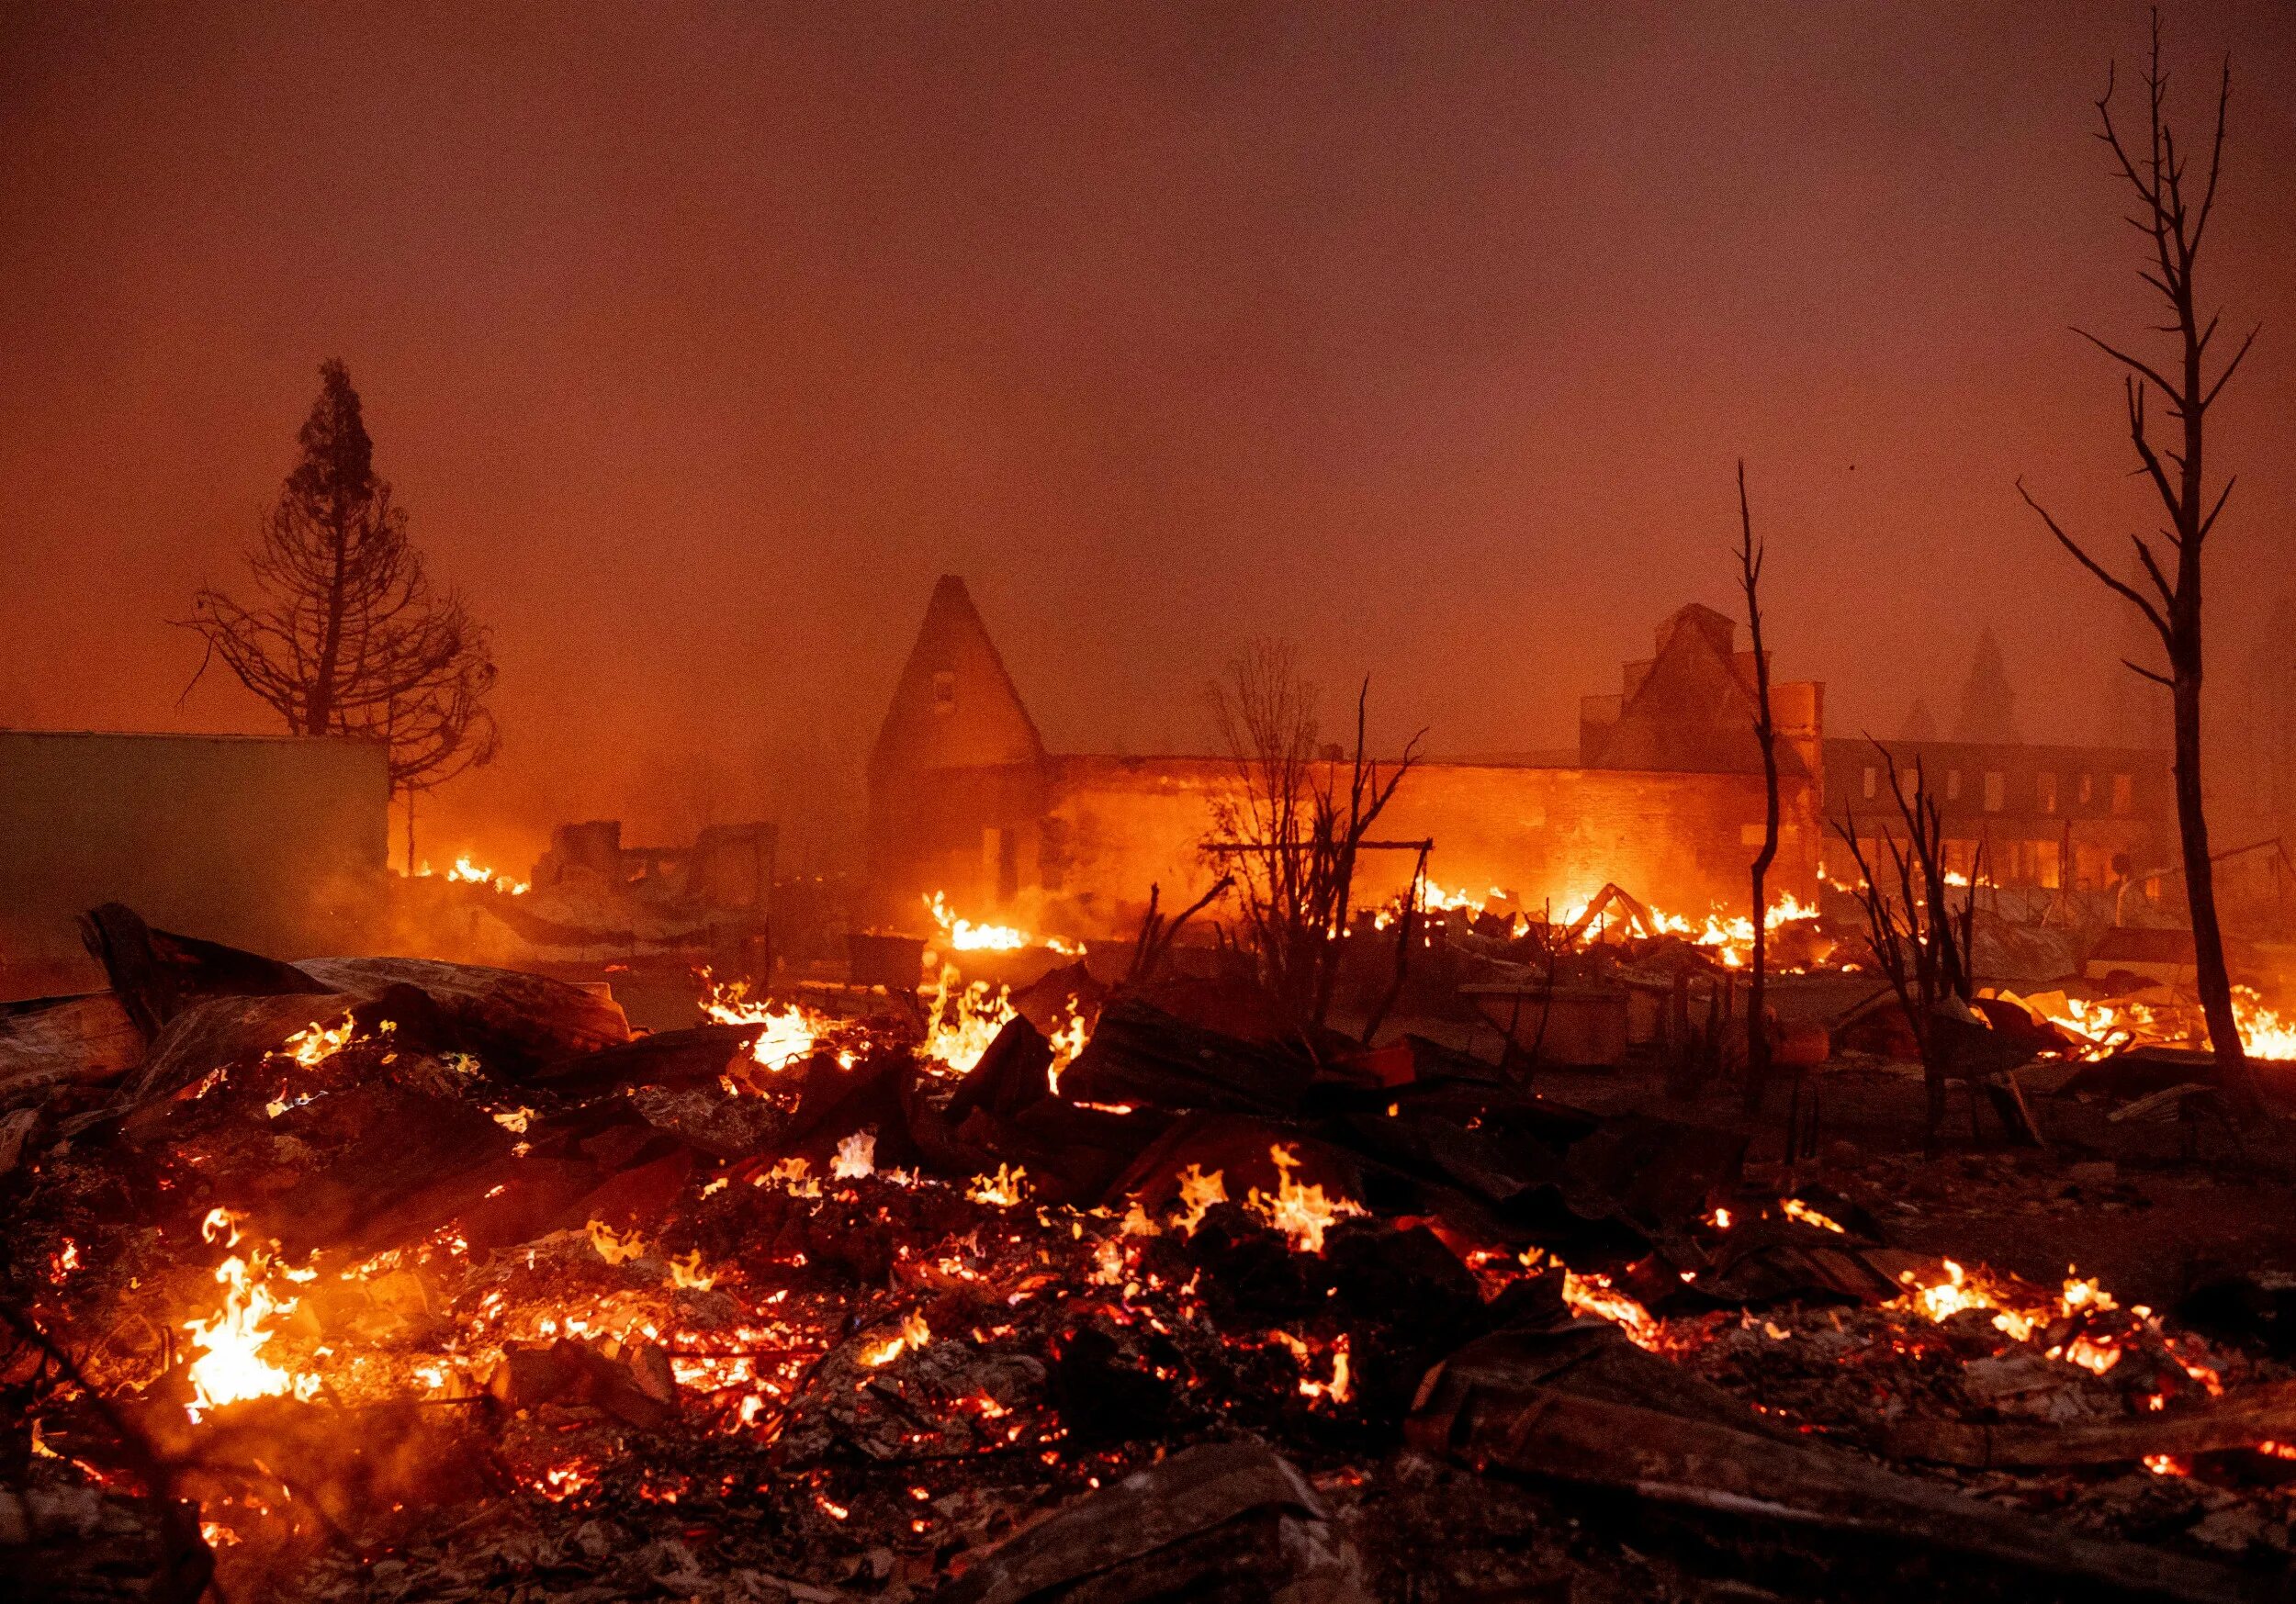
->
[878,753,1825,941]
[0,730,388,994]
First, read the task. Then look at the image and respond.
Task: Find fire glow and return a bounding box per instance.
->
[181,1208,319,1421]
[921,892,1082,957]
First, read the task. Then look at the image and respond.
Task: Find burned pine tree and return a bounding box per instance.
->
[1836,747,1980,1140]
[1736,460,1782,1116]
[181,358,499,869]
[1201,641,1423,1033]
[2014,15,2262,1116]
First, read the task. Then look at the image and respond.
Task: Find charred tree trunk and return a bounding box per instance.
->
[1737,461,1781,1116]
[2016,12,2262,1118]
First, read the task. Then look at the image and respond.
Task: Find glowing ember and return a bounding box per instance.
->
[1891,1260,2134,1366]
[967,1164,1028,1207]
[1890,1258,2037,1339]
[832,1130,877,1180]
[921,892,1082,956]
[1559,1267,1660,1350]
[2054,1333,2122,1374]
[1271,1329,1354,1405]
[1245,1145,1364,1254]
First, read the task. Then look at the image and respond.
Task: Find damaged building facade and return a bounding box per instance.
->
[869,578,2183,938]
[867,578,1829,937]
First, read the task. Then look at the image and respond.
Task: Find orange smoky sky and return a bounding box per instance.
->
[2,2,2293,873]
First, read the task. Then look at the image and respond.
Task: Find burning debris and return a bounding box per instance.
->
[6,902,2296,1604]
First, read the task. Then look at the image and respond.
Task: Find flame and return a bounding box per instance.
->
[1781,1198,1846,1235]
[1993,984,2296,1062]
[181,1209,316,1421]
[966,1164,1028,1207]
[444,856,530,894]
[281,1013,358,1068]
[2055,1333,2122,1374]
[1045,999,1091,1095]
[832,1131,877,1180]
[1271,1330,1354,1405]
[587,1219,647,1266]
[1245,1146,1364,1254]
[1559,1268,1660,1350]
[1890,1260,2133,1363]
[920,965,1018,1077]
[700,973,848,1075]
[757,1157,821,1197]
[666,1250,716,1290]
[860,1308,933,1367]
[921,892,1083,956]
[1174,1165,1227,1233]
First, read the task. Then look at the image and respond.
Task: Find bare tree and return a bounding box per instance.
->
[1737,461,1782,1115]
[2015,13,2261,1116]
[182,359,498,869]
[1836,749,1980,1140]
[1203,641,1423,1033]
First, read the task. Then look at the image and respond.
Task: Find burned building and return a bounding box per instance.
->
[1825,736,2175,893]
[867,578,1825,937]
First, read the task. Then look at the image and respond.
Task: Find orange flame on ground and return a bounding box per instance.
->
[1173,1166,1226,1233]
[921,892,1083,957]
[859,1308,933,1367]
[966,1165,1028,1207]
[832,1131,876,1180]
[1781,1198,1846,1235]
[1245,1146,1364,1254]
[920,965,1017,1077]
[182,1209,318,1421]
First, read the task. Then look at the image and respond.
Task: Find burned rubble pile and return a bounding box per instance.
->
[6,907,2296,1602]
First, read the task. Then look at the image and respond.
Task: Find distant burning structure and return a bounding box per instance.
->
[866,577,1826,938]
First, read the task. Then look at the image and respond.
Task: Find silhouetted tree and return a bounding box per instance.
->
[183,359,497,869]
[1736,462,1781,1116]
[1837,749,1980,1142]
[2015,14,2261,1116]
[1202,641,1422,1032]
